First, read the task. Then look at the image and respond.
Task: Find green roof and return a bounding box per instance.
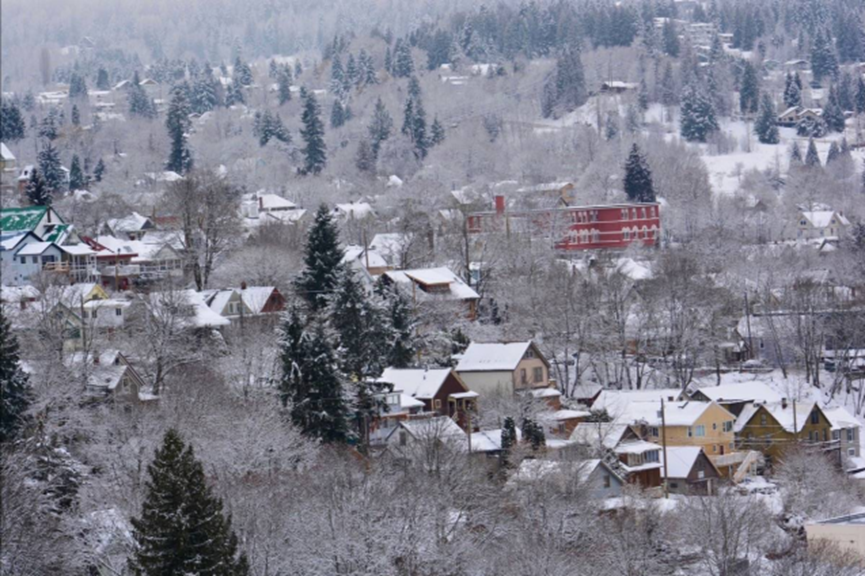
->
[0,206,48,233]
[42,223,71,243]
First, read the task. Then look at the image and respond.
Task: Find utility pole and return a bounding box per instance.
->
[661,399,670,499]
[744,292,753,361]
[793,399,799,445]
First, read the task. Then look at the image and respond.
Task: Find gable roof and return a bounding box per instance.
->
[106,212,153,233]
[0,142,14,162]
[456,341,536,372]
[342,245,389,269]
[661,446,719,479]
[689,381,782,405]
[399,416,467,443]
[384,267,479,302]
[510,458,623,485]
[240,286,278,314]
[735,401,820,434]
[1,207,49,233]
[379,367,458,399]
[801,210,850,229]
[569,422,636,450]
[470,427,523,453]
[817,405,859,432]
[594,390,730,427]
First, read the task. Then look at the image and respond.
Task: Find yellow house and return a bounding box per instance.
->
[734,400,834,466]
[593,391,738,463]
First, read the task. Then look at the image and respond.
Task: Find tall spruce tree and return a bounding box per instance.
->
[330,54,347,99]
[355,139,376,172]
[790,141,803,165]
[368,97,393,156]
[165,84,193,174]
[38,142,64,192]
[754,94,779,144]
[128,429,249,576]
[430,116,445,146]
[331,99,347,128]
[96,68,110,90]
[295,205,344,311]
[822,85,846,132]
[71,104,80,127]
[128,71,157,119]
[68,154,86,190]
[278,312,350,444]
[68,73,88,99]
[393,39,415,78]
[783,72,802,108]
[662,19,681,57]
[856,76,865,114]
[811,28,839,83]
[739,61,759,115]
[0,99,26,142]
[805,137,821,167]
[660,62,678,106]
[826,141,841,165]
[680,84,719,142]
[277,67,292,105]
[500,416,517,469]
[624,143,655,203]
[0,308,32,443]
[93,158,106,182]
[300,89,327,175]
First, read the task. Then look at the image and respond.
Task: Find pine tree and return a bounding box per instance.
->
[522,417,546,451]
[680,84,719,142]
[0,308,32,443]
[360,50,377,86]
[797,114,828,137]
[638,78,649,111]
[430,116,445,146]
[500,416,517,468]
[68,154,86,190]
[295,205,344,311]
[625,104,641,134]
[604,112,620,141]
[128,429,249,576]
[368,97,393,156]
[71,104,80,127]
[0,99,26,142]
[225,80,245,106]
[754,94,779,144]
[660,62,678,106]
[826,141,841,165]
[294,60,303,78]
[384,46,393,74]
[278,312,351,444]
[38,142,64,192]
[783,72,802,109]
[277,68,292,105]
[165,84,193,174]
[68,73,88,99]
[26,168,52,206]
[355,139,376,172]
[128,71,157,119]
[330,54,347,99]
[410,97,429,159]
[269,59,279,79]
[393,39,415,78]
[856,76,865,115]
[662,19,680,57]
[235,56,253,86]
[811,28,839,83]
[192,68,219,114]
[96,68,110,90]
[838,72,854,112]
[93,158,106,182]
[346,54,359,86]
[805,137,821,167]
[300,89,327,175]
[739,61,760,115]
[330,99,347,128]
[39,112,59,141]
[624,143,656,203]
[790,141,803,165]
[822,85,846,132]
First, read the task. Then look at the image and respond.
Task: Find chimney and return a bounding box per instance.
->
[259,195,264,210]
[781,397,788,409]
[494,195,506,216]
[240,280,247,290]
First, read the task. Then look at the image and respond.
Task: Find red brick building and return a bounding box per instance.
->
[467,196,661,251]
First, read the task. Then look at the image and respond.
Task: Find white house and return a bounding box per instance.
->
[797,210,850,240]
[455,341,552,398]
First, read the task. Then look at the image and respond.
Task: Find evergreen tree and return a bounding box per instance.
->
[128,71,157,119]
[330,99,347,128]
[826,141,841,165]
[165,84,193,174]
[662,19,680,57]
[805,137,821,167]
[430,116,445,146]
[856,76,865,115]
[368,97,393,156]
[294,60,303,78]
[355,139,376,172]
[783,72,802,109]
[234,56,253,86]
[71,104,80,127]
[360,50,377,86]
[1,99,26,142]
[300,89,327,175]
[0,308,32,443]
[384,46,393,74]
[500,416,517,468]
[38,142,64,191]
[790,141,803,165]
[269,59,279,79]
[93,158,106,182]
[330,54,347,99]
[739,61,759,115]
[225,80,245,106]
[680,84,719,142]
[638,78,649,111]
[811,28,839,83]
[192,68,219,114]
[295,205,344,310]
[128,429,249,576]
[623,143,655,203]
[346,54,359,86]
[660,62,678,106]
[822,85,846,132]
[522,417,545,451]
[277,68,292,105]
[278,311,350,444]
[797,114,828,137]
[393,39,415,78]
[68,154,86,190]
[545,46,587,116]
[39,112,59,141]
[604,111,620,140]
[68,73,88,99]
[838,72,854,112]
[25,167,52,206]
[625,104,641,134]
[754,94,779,144]
[96,67,110,90]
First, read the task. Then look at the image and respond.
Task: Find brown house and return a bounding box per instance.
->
[735,400,835,466]
[662,446,722,495]
[378,367,478,431]
[614,440,664,488]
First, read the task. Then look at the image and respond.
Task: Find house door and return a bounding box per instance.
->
[719,444,725,455]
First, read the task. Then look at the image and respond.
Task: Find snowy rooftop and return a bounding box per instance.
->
[734,400,818,434]
[385,267,479,302]
[800,210,850,229]
[0,142,13,161]
[569,422,633,450]
[689,381,782,404]
[660,446,711,479]
[342,245,389,269]
[240,286,277,314]
[614,440,662,455]
[821,405,860,431]
[400,416,467,443]
[456,341,533,372]
[470,427,523,453]
[379,367,454,400]
[333,202,374,219]
[594,390,725,427]
[106,212,151,233]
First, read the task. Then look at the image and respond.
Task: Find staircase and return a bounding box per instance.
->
[732,451,764,484]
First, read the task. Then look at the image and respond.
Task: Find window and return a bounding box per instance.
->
[603,475,611,488]
[723,421,733,433]
[833,430,841,440]
[650,427,659,437]
[695,425,706,437]
[764,434,771,445]
[848,429,855,442]
[115,308,122,317]
[712,445,717,453]
[520,369,527,385]
[639,208,645,219]
[434,399,442,410]
[91,309,98,318]
[849,448,857,457]
[688,427,693,438]
[645,450,659,463]
[697,470,705,479]
[810,411,819,425]
[670,482,679,489]
[557,423,566,434]
[760,414,767,426]
[533,367,543,383]
[712,423,717,431]
[623,228,630,241]
[31,257,38,264]
[621,209,628,220]
[399,431,407,446]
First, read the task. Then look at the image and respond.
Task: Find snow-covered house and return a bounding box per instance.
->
[146,290,231,330]
[66,349,150,402]
[103,212,154,241]
[454,341,551,399]
[822,405,861,461]
[796,209,850,240]
[377,367,478,432]
[661,446,722,495]
[382,267,479,319]
[0,142,16,192]
[600,81,638,94]
[240,192,308,227]
[332,201,375,221]
[85,235,183,290]
[342,244,390,276]
[384,416,469,460]
[508,458,625,498]
[734,400,834,465]
[687,381,783,416]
